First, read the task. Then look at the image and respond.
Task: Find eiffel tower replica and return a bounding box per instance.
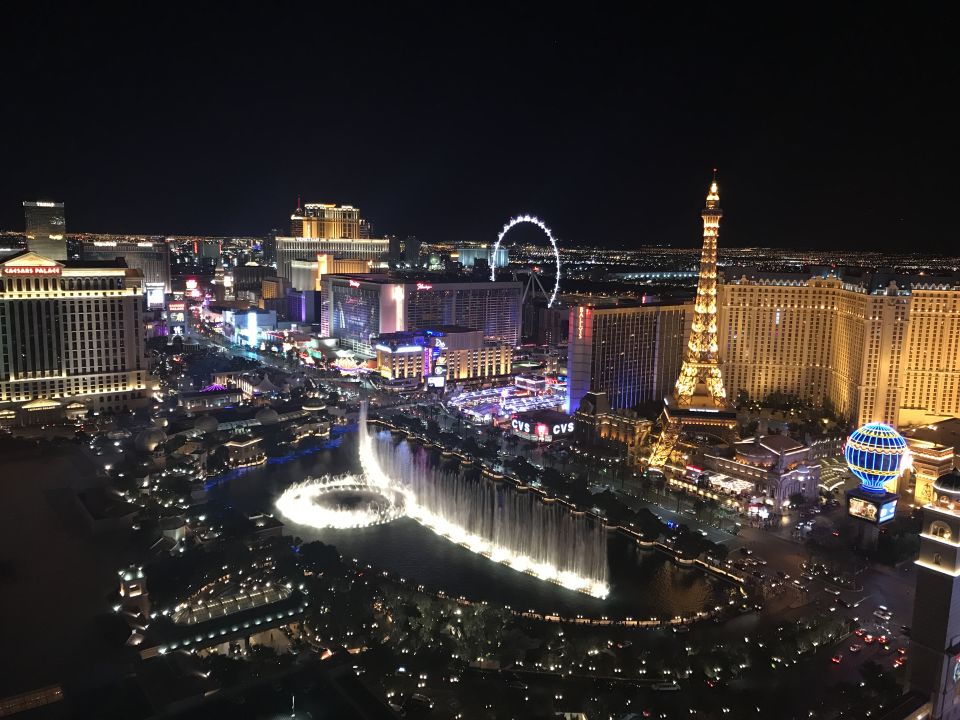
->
[648,174,738,468]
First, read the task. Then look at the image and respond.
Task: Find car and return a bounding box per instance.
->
[406,694,434,711]
[897,647,908,656]
[849,644,862,653]
[826,588,841,596]
[894,657,906,669]
[831,654,843,664]
[864,634,875,644]
[878,635,888,644]
[652,682,681,691]
[855,628,865,636]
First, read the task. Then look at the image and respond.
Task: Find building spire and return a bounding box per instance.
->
[706,170,720,210]
[647,171,733,468]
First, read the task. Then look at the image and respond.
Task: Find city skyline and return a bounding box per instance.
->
[1,5,955,252]
[3,6,959,719]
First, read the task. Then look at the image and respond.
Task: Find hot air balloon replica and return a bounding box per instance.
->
[844,422,907,546]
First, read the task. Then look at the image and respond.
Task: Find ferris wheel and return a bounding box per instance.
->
[489,214,561,307]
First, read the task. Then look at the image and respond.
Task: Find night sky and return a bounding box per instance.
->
[1,5,955,251]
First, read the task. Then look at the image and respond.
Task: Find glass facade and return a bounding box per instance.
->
[330,283,382,354]
[406,285,521,346]
[567,302,691,413]
[23,201,66,261]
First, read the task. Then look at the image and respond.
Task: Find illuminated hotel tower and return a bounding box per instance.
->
[909,468,960,719]
[648,175,736,468]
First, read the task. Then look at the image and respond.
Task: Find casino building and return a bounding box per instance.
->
[701,434,821,509]
[0,251,148,424]
[320,274,522,355]
[717,269,960,428]
[566,298,692,413]
[373,326,512,389]
[78,236,172,292]
[277,203,389,285]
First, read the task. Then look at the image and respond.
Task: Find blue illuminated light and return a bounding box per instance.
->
[878,500,897,523]
[244,311,258,348]
[844,422,907,494]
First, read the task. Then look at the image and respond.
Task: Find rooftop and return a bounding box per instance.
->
[904,418,960,452]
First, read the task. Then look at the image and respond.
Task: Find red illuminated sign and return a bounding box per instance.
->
[536,423,548,438]
[3,266,61,276]
[577,306,590,340]
[348,280,361,288]
[167,302,187,311]
[416,282,433,290]
[185,278,198,290]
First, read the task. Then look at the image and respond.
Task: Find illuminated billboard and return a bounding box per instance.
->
[848,494,898,525]
[510,415,575,443]
[146,283,165,308]
[848,496,879,523]
[878,499,897,524]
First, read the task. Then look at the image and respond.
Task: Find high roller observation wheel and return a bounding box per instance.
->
[490,214,561,308]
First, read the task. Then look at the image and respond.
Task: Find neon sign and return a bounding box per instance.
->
[577,306,589,340]
[3,266,61,276]
[416,282,433,290]
[348,280,361,288]
[167,302,187,311]
[511,418,575,437]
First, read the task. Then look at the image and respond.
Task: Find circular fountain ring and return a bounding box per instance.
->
[276,475,407,529]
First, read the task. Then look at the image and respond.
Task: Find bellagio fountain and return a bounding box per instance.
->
[276,405,609,597]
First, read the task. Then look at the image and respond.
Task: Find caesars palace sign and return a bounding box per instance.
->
[3,265,62,276]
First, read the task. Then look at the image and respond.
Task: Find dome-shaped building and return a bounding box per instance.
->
[194,415,219,434]
[844,422,907,493]
[932,468,960,505]
[255,407,280,425]
[135,428,168,453]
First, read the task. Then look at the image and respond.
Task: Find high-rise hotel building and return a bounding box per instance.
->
[0,251,148,424]
[566,299,692,413]
[78,236,172,292]
[319,274,522,355]
[290,203,363,239]
[718,270,960,428]
[23,200,67,261]
[278,203,389,286]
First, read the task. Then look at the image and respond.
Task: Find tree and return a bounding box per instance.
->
[461,436,480,457]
